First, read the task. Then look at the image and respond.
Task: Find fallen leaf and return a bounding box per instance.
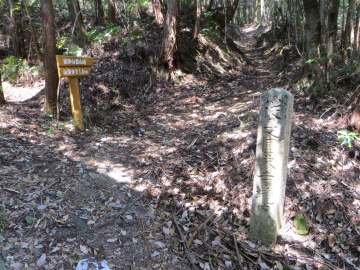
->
[121,230,126,236]
[80,244,88,254]
[107,238,118,243]
[275,261,283,270]
[326,209,336,215]
[50,247,60,253]
[193,239,203,245]
[294,216,309,235]
[163,227,170,235]
[328,233,336,247]
[151,251,160,257]
[155,241,166,248]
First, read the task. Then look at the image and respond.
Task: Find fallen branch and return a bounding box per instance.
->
[133,206,183,237]
[233,235,245,270]
[186,212,215,248]
[173,217,197,269]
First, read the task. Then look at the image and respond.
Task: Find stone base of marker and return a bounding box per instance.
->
[248,88,293,244]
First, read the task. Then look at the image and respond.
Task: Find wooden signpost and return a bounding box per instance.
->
[56,55,94,131]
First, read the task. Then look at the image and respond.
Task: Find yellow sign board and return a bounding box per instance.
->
[56,55,94,131]
[58,67,92,78]
[56,55,94,67]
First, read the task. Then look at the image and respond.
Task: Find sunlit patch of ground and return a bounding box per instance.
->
[2,79,44,103]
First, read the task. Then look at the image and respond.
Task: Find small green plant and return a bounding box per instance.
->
[336,236,348,247]
[337,130,360,148]
[211,257,217,264]
[0,207,7,228]
[25,216,34,224]
[58,193,65,199]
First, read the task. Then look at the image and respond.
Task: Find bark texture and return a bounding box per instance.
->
[153,0,164,23]
[0,71,5,105]
[108,0,116,24]
[9,0,25,58]
[192,0,201,48]
[326,0,340,81]
[41,0,59,116]
[67,0,86,37]
[162,0,180,77]
[94,0,105,25]
[211,0,240,28]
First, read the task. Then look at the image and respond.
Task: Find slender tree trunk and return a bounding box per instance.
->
[226,0,240,25]
[153,0,164,23]
[0,71,5,105]
[354,0,360,55]
[348,0,356,51]
[260,0,265,24]
[67,0,86,38]
[40,0,59,116]
[9,0,26,58]
[254,0,258,23]
[94,0,105,25]
[24,1,41,63]
[243,0,247,24]
[320,0,326,41]
[292,0,324,96]
[326,0,340,82]
[108,0,116,24]
[162,0,180,79]
[192,0,201,48]
[206,0,214,11]
[295,0,302,42]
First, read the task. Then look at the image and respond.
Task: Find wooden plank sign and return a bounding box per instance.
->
[58,67,92,78]
[56,55,94,131]
[56,55,94,67]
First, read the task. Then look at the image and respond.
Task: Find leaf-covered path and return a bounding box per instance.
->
[1,25,360,270]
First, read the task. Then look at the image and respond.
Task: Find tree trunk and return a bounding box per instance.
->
[94,0,105,25]
[243,0,247,24]
[295,0,302,42]
[253,0,258,23]
[0,71,6,105]
[9,0,26,58]
[260,0,265,24]
[108,0,116,23]
[192,0,201,48]
[212,0,240,28]
[24,1,41,64]
[326,0,340,82]
[206,0,214,11]
[41,0,59,116]
[320,0,326,41]
[162,0,180,79]
[292,0,324,96]
[354,0,360,55]
[349,0,356,45]
[67,0,86,38]
[153,0,164,23]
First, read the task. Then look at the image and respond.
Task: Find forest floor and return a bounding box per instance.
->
[1,24,360,270]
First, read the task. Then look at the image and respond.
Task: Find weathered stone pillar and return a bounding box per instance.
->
[248,88,293,244]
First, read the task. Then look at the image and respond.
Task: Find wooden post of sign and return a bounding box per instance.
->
[68,77,84,130]
[56,55,94,131]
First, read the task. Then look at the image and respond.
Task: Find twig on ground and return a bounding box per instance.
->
[133,206,183,237]
[173,217,197,269]
[208,255,215,270]
[186,211,215,248]
[233,235,245,270]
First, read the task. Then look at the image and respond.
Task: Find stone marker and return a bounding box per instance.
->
[248,88,293,244]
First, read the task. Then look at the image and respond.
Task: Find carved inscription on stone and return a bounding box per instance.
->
[248,89,293,244]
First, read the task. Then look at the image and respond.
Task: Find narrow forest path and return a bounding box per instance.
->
[1,25,360,270]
